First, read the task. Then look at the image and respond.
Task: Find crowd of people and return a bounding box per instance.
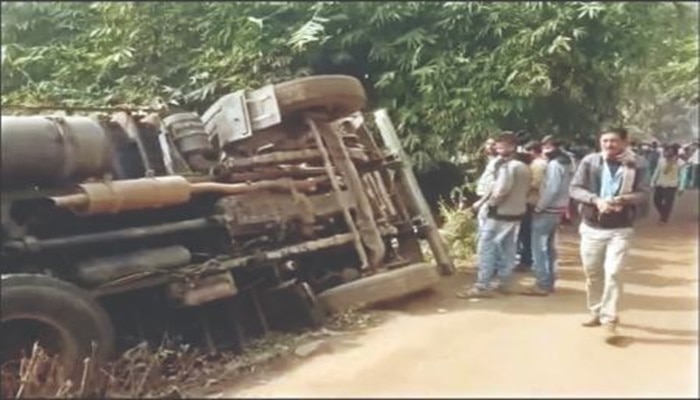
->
[633,140,700,223]
[457,128,699,337]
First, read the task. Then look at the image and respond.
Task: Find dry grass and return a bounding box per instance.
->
[1,336,228,399]
[1,342,100,399]
[1,310,378,399]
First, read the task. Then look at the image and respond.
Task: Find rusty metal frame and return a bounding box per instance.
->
[220,148,369,171]
[91,233,357,296]
[322,118,386,268]
[305,115,370,271]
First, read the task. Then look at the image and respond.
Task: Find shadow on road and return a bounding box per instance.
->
[606,335,698,348]
[619,323,698,337]
[373,220,698,339]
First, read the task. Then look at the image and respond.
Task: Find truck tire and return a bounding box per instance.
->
[317,262,440,313]
[274,75,367,118]
[0,274,115,379]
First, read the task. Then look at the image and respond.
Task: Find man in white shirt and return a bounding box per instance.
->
[475,138,498,198]
[690,143,699,165]
[473,138,499,229]
[651,144,685,223]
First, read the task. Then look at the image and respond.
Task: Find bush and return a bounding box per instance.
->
[438,202,478,265]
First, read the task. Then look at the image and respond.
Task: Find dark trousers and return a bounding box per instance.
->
[517,205,534,268]
[653,186,677,223]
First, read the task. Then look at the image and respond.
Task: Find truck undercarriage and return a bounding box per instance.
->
[0,75,454,382]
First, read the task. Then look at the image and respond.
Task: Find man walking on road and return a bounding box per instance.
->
[651,144,684,224]
[570,127,650,336]
[458,132,531,299]
[522,137,574,296]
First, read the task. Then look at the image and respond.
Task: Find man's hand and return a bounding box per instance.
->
[595,198,618,214]
[611,196,625,205]
[609,197,626,212]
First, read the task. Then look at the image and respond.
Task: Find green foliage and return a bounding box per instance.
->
[1,1,697,164]
[616,2,699,141]
[438,202,478,263]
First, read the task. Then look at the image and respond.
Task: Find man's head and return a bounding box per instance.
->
[663,144,679,158]
[523,140,542,159]
[483,138,497,157]
[651,141,659,149]
[600,127,629,159]
[494,131,518,158]
[541,135,562,156]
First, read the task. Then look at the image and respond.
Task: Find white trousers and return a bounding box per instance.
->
[578,222,634,324]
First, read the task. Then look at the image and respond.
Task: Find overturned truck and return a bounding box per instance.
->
[0,75,454,378]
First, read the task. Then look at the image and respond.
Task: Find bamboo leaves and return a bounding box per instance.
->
[0,1,696,160]
[547,36,572,55]
[288,16,330,51]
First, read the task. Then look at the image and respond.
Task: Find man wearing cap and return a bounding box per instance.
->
[458,132,532,298]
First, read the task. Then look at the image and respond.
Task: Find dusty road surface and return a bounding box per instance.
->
[221,193,699,398]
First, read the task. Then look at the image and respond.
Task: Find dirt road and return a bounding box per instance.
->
[221,193,699,398]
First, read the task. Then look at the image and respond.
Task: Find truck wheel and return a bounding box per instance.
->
[274,75,367,118]
[0,274,115,380]
[317,262,440,313]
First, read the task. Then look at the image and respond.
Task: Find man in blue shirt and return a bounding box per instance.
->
[569,127,651,337]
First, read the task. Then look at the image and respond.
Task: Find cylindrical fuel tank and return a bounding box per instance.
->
[1,116,114,189]
[74,246,192,286]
